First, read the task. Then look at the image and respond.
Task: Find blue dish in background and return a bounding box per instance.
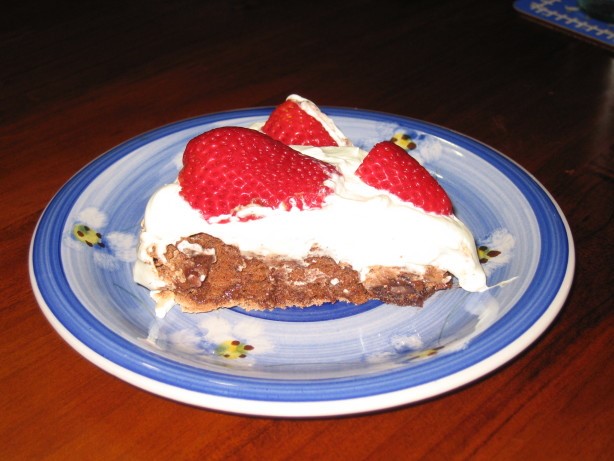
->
[29,107,574,417]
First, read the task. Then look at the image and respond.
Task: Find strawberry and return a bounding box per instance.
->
[261,99,339,147]
[355,141,453,215]
[178,127,338,221]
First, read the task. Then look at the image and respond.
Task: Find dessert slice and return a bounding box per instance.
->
[134,96,487,317]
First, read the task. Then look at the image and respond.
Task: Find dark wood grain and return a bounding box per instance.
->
[1,1,612,459]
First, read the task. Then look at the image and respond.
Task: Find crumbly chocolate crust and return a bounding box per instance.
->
[152,233,452,313]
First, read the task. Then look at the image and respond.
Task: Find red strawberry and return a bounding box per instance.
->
[261,99,338,147]
[178,127,338,221]
[356,141,453,215]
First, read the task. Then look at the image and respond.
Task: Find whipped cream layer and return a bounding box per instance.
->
[134,144,488,300]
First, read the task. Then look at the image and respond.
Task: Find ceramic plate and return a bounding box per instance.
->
[30,107,574,417]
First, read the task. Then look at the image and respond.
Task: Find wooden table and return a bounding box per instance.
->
[2,1,612,459]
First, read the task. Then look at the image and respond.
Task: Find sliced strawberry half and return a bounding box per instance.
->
[356,141,453,215]
[261,95,349,147]
[178,127,338,221]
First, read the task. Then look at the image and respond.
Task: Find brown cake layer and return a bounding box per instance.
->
[151,233,452,313]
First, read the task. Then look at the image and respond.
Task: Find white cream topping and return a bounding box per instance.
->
[134,145,488,301]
